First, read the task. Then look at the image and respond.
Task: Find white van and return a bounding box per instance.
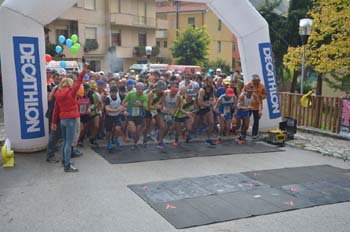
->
[46,60,81,74]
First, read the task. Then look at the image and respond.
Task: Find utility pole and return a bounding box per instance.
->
[175,0,179,38]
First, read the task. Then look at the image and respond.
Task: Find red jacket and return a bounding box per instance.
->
[52,71,85,124]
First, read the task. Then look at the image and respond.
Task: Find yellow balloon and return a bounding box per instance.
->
[300,91,313,108]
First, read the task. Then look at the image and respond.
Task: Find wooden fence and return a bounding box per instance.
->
[279,92,342,133]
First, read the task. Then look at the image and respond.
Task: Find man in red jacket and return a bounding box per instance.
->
[52,63,88,172]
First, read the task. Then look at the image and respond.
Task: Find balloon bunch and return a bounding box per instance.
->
[55,34,81,55]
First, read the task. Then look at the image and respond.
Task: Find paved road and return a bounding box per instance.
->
[1,145,350,232]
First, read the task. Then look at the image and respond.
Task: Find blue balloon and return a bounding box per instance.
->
[60,61,67,69]
[55,45,63,54]
[84,74,90,81]
[58,35,65,44]
[66,39,73,48]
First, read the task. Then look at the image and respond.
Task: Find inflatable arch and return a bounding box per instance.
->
[0,0,281,152]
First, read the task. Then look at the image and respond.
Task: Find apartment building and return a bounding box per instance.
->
[45,0,157,72]
[156,1,241,71]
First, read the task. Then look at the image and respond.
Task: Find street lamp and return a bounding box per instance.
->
[145,46,152,72]
[299,18,313,94]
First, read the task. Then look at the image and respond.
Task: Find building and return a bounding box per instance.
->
[45,0,157,72]
[156,1,241,71]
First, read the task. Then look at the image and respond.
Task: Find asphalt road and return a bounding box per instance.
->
[1,145,350,232]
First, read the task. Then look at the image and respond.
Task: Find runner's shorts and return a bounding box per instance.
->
[104,115,122,132]
[236,110,250,119]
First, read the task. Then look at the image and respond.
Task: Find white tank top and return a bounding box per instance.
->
[106,94,121,116]
[238,92,253,110]
[164,90,178,111]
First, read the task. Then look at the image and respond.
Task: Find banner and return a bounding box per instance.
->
[339,98,350,137]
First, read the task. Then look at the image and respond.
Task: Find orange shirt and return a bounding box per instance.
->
[77,84,84,98]
[242,81,266,110]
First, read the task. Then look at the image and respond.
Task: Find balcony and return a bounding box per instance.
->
[110,46,135,58]
[157,18,168,30]
[156,30,168,39]
[111,13,156,28]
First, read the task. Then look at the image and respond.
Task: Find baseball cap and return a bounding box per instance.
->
[216,68,222,72]
[252,74,260,81]
[97,79,104,85]
[226,88,234,97]
[98,71,105,75]
[223,79,230,85]
[126,79,136,87]
[89,81,97,90]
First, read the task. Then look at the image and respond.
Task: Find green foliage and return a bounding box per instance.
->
[171,26,210,66]
[45,42,58,57]
[206,58,231,75]
[325,72,350,95]
[284,0,350,93]
[84,39,98,52]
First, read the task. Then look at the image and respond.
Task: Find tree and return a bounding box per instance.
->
[206,58,231,75]
[284,0,350,95]
[171,26,210,66]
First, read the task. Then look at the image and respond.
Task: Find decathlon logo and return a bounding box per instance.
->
[258,42,281,119]
[13,37,45,139]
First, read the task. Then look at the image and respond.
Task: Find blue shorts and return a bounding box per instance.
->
[236,110,250,119]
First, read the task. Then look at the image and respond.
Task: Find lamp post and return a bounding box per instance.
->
[299,18,313,94]
[145,46,152,72]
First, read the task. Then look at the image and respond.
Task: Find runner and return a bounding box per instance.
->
[236,84,260,144]
[214,87,237,144]
[122,82,148,150]
[174,89,197,145]
[162,83,182,137]
[104,86,126,152]
[197,76,216,145]
[144,80,167,148]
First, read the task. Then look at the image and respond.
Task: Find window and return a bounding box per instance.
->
[217,41,222,53]
[84,0,96,10]
[218,19,222,31]
[111,0,121,13]
[156,41,160,48]
[232,42,235,52]
[56,27,68,43]
[85,27,97,39]
[164,40,168,48]
[111,31,121,46]
[88,60,101,72]
[137,0,147,24]
[138,32,147,47]
[188,17,195,27]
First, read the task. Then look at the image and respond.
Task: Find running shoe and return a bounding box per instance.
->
[173,140,179,147]
[106,142,112,152]
[205,139,216,146]
[113,139,121,149]
[157,142,165,149]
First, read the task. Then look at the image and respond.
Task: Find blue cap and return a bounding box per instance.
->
[97,79,104,85]
[126,79,136,87]
[84,74,90,81]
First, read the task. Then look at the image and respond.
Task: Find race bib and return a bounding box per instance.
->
[80,104,88,114]
[132,107,140,116]
[223,106,231,114]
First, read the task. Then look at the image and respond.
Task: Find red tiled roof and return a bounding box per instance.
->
[157,2,208,13]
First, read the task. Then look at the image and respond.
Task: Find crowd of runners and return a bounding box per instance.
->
[46,65,266,169]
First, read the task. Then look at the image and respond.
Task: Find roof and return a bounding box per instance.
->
[156,3,208,13]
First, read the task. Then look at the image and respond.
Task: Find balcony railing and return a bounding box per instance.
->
[156,18,168,30]
[111,13,156,28]
[156,30,168,39]
[109,46,135,58]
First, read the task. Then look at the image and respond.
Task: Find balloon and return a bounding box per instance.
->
[84,74,90,81]
[60,61,67,69]
[75,43,81,51]
[71,34,78,43]
[55,45,63,54]
[70,44,79,54]
[65,39,73,48]
[58,35,66,44]
[45,54,52,63]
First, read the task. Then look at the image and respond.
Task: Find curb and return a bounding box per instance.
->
[297,126,350,141]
